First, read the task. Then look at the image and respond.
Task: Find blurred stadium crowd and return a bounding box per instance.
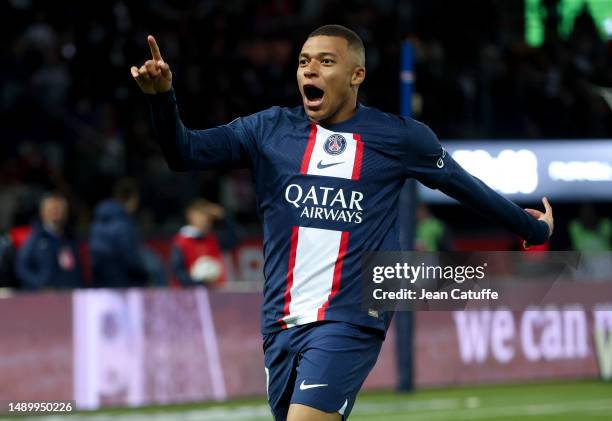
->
[1,0,611,290]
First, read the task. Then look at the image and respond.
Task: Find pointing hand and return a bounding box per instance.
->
[130,35,172,94]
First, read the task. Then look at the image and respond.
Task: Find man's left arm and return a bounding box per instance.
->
[404,121,553,246]
[438,161,553,246]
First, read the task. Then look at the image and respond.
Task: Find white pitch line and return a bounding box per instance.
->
[352,397,461,413]
[351,398,612,420]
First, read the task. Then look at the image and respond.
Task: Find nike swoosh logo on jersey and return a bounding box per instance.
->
[299,380,328,390]
[317,160,344,169]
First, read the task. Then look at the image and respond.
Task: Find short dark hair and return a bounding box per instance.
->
[308,24,365,65]
[113,178,139,204]
[39,191,67,207]
[186,198,212,213]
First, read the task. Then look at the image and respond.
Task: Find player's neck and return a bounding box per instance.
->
[318,100,359,126]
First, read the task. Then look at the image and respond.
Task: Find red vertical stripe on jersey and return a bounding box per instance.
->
[317,231,350,321]
[279,226,299,329]
[300,123,317,174]
[351,133,364,180]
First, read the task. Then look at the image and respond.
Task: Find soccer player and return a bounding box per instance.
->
[131,25,553,421]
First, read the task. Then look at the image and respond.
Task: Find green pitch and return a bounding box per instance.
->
[5,380,611,420]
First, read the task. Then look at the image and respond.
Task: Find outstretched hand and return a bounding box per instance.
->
[523,197,554,249]
[130,35,172,94]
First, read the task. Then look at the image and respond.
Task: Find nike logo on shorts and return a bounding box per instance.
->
[317,160,344,169]
[299,380,328,390]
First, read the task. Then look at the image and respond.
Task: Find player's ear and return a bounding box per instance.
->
[351,65,365,87]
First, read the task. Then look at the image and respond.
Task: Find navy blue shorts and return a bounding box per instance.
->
[263,321,384,421]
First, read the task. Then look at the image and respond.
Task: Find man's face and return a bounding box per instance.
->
[297,35,364,123]
[40,197,68,228]
[187,209,213,233]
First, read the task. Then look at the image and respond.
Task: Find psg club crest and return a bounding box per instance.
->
[324,134,347,155]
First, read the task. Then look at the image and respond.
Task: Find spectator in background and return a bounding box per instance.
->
[171,199,240,288]
[15,192,81,290]
[414,204,451,252]
[89,178,149,287]
[569,204,611,251]
[569,203,612,281]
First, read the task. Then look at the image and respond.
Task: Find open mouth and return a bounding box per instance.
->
[303,85,325,107]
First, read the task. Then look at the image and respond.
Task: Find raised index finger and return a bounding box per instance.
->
[542,197,552,214]
[148,35,163,61]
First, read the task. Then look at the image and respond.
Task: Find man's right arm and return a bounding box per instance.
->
[146,89,254,171]
[131,35,256,171]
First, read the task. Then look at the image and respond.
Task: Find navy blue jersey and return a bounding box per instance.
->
[148,90,549,334]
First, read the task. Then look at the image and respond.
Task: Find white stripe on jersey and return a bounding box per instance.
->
[281,226,343,328]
